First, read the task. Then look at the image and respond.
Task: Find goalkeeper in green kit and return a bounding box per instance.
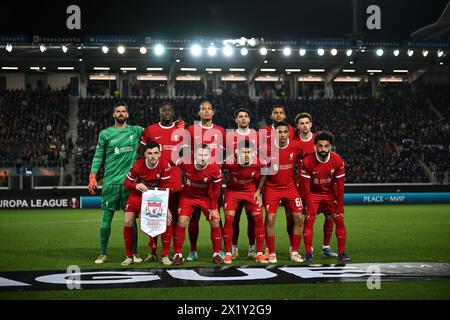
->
[88,102,144,264]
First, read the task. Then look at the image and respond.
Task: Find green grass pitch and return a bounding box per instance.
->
[0,204,449,300]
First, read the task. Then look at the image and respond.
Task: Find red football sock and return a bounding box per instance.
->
[247,212,255,246]
[211,226,222,253]
[223,215,235,253]
[161,226,172,257]
[188,211,200,251]
[123,226,134,258]
[266,235,276,254]
[291,234,302,253]
[303,214,316,254]
[253,214,265,253]
[232,208,241,246]
[286,216,293,247]
[323,217,334,247]
[173,224,186,255]
[334,215,347,253]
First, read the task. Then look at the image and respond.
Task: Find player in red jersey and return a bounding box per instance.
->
[121,141,173,266]
[140,102,184,262]
[222,140,268,264]
[172,143,224,265]
[225,108,259,260]
[259,105,296,157]
[294,113,337,258]
[184,100,226,262]
[300,131,351,263]
[258,121,305,263]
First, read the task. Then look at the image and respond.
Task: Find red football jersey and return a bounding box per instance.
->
[223,159,266,192]
[225,128,259,155]
[300,152,345,194]
[177,161,222,198]
[141,122,183,192]
[293,132,316,154]
[259,124,296,158]
[124,158,172,198]
[265,139,304,190]
[186,123,226,163]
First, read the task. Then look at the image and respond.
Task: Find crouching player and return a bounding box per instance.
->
[121,141,173,266]
[223,140,268,264]
[300,131,351,263]
[172,143,224,265]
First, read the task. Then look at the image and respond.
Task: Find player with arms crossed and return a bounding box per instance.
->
[300,131,351,263]
[89,102,143,264]
[121,141,173,266]
[172,143,224,265]
[222,140,268,264]
[294,113,337,258]
[258,121,305,263]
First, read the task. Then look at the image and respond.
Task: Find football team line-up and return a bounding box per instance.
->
[88,100,350,266]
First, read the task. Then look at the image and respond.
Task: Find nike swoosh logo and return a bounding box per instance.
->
[313,171,319,174]
[154,136,162,140]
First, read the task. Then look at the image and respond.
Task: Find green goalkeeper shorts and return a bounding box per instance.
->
[101,184,130,211]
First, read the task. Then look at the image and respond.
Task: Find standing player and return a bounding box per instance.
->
[140,102,184,262]
[226,108,259,260]
[121,141,173,266]
[258,121,305,263]
[260,105,296,251]
[300,131,351,263]
[260,105,296,152]
[294,113,337,258]
[185,100,226,261]
[172,144,224,265]
[222,140,268,264]
[89,102,144,264]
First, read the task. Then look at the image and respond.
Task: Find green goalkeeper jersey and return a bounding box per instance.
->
[90,125,144,185]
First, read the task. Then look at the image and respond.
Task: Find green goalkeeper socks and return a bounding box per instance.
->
[100,209,115,255]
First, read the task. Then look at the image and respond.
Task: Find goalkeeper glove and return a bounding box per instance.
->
[88,173,98,195]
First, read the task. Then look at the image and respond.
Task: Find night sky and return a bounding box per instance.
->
[2,0,448,40]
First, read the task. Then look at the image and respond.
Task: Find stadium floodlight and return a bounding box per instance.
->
[154,44,165,56]
[407,49,414,57]
[102,46,109,54]
[139,46,147,55]
[207,46,217,56]
[223,45,233,57]
[62,45,68,53]
[259,47,268,55]
[5,44,12,52]
[191,44,202,57]
[346,49,353,56]
[299,48,306,56]
[283,47,292,56]
[240,48,248,56]
[330,48,338,56]
[40,44,47,53]
[437,50,444,57]
[117,45,125,54]
[248,38,256,47]
[393,49,400,56]
[422,49,428,57]
[376,48,384,56]
[317,48,325,56]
